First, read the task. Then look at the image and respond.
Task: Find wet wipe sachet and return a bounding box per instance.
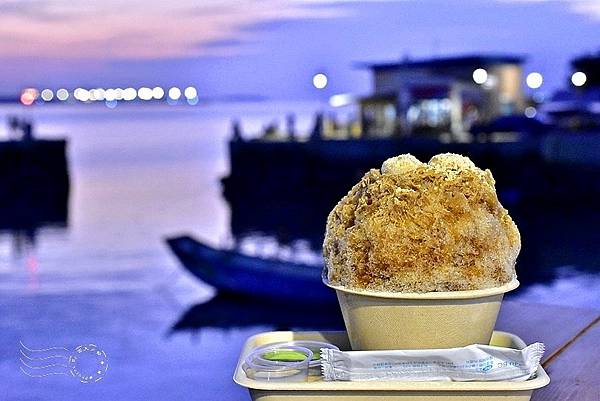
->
[321,343,544,382]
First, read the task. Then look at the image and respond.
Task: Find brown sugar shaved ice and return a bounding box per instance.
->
[323,153,520,293]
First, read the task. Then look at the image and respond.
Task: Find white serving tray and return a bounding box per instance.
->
[233,330,549,401]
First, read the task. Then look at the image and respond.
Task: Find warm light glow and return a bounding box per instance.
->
[168,87,181,100]
[20,88,38,106]
[138,87,153,101]
[472,68,488,84]
[152,86,165,100]
[56,88,69,101]
[571,71,587,87]
[74,88,90,102]
[329,93,353,107]
[41,89,54,102]
[526,72,543,89]
[104,89,117,101]
[90,88,105,101]
[184,86,197,100]
[123,87,137,101]
[482,75,498,89]
[312,73,328,89]
[524,106,537,118]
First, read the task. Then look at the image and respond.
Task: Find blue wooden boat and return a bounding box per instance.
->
[166,235,336,303]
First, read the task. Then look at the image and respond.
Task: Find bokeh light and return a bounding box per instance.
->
[571,71,587,87]
[524,106,537,118]
[90,88,105,101]
[184,86,197,100]
[105,89,117,101]
[526,72,543,89]
[20,88,38,106]
[56,88,69,101]
[138,87,153,101]
[482,75,498,89]
[312,73,328,89]
[168,87,181,100]
[41,89,54,102]
[329,93,353,107]
[472,68,488,84]
[123,87,137,101]
[74,88,90,102]
[152,86,165,100]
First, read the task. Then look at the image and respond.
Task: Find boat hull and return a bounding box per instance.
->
[166,235,336,302]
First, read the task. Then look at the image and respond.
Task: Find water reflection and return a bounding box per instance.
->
[510,206,600,289]
[223,172,334,251]
[0,134,70,258]
[512,266,600,309]
[1,104,597,401]
[171,293,345,333]
[220,141,600,310]
[224,190,600,287]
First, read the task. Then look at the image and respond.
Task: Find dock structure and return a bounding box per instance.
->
[0,139,70,231]
[358,54,526,139]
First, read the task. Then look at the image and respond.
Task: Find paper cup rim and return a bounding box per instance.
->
[323,277,519,299]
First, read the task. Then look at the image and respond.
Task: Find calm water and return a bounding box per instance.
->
[0,101,598,400]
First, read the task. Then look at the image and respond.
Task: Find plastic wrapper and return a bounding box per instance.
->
[321,342,544,382]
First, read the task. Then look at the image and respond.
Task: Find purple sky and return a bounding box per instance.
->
[1,0,599,98]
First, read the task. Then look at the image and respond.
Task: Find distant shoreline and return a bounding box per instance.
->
[0,93,271,106]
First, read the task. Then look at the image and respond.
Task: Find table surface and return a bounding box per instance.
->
[496,301,600,401]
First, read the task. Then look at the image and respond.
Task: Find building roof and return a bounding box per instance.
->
[571,54,600,87]
[358,54,525,71]
[572,53,600,68]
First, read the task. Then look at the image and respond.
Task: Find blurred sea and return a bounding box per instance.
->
[0,101,598,400]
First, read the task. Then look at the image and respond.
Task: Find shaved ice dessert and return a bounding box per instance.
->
[323,153,520,293]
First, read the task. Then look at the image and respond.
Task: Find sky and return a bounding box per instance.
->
[0,0,599,98]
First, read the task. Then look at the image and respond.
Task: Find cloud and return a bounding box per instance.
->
[1,0,599,95]
[0,0,598,61]
[498,0,600,20]
[0,0,354,60]
[0,0,73,21]
[202,38,248,48]
[567,0,600,19]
